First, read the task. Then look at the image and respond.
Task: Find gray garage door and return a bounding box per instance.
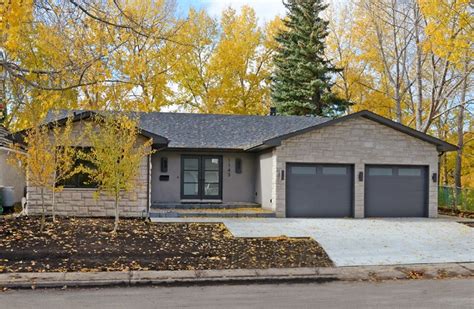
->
[365,165,428,217]
[286,163,353,218]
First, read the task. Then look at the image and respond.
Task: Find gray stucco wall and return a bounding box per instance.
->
[151,151,257,204]
[0,149,26,203]
[272,116,439,218]
[255,150,273,210]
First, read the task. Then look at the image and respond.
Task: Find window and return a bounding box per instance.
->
[59,147,97,188]
[398,168,421,177]
[160,157,168,173]
[322,167,347,175]
[291,166,317,175]
[368,167,393,176]
[235,158,242,174]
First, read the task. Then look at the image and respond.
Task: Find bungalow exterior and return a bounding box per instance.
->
[22,110,457,219]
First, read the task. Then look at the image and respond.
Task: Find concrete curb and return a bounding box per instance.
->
[1,263,473,289]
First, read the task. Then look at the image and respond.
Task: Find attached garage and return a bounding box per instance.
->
[286,163,353,218]
[365,165,428,217]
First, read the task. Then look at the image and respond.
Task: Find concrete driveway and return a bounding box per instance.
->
[153,218,474,266]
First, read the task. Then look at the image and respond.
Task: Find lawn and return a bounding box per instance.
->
[0,217,333,273]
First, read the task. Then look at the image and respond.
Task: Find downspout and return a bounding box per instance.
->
[437,151,444,184]
[146,153,151,220]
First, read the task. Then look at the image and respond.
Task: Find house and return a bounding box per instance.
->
[21,109,456,218]
[0,125,26,206]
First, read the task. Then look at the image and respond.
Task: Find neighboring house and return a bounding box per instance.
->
[0,125,26,204]
[19,110,457,218]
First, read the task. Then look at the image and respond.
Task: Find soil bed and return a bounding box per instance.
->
[0,217,332,273]
[439,207,474,219]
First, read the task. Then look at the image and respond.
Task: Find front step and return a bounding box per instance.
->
[151,202,262,210]
[149,207,276,218]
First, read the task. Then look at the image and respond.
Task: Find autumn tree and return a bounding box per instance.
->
[50,115,77,222]
[420,0,473,194]
[80,114,153,233]
[8,124,54,231]
[171,7,279,114]
[0,0,178,129]
[271,0,350,116]
[327,0,473,189]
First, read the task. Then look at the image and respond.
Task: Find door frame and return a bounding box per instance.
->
[364,164,429,217]
[180,155,223,200]
[285,162,355,218]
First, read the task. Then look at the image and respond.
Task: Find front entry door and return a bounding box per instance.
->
[181,156,222,200]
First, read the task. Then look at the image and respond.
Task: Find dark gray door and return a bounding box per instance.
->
[286,163,353,218]
[365,165,428,217]
[181,155,222,200]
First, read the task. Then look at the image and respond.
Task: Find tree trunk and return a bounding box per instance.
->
[40,187,45,232]
[442,152,449,186]
[454,60,469,209]
[112,192,119,234]
[414,4,423,130]
[52,171,57,222]
[395,87,402,123]
[52,188,56,222]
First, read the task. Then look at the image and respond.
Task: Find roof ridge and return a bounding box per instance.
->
[49,108,329,120]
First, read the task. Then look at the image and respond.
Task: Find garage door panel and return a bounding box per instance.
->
[365,165,428,217]
[286,163,353,218]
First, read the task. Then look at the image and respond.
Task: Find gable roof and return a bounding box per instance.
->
[41,109,457,152]
[253,110,457,152]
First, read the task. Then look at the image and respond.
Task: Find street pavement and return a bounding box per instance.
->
[1,278,473,308]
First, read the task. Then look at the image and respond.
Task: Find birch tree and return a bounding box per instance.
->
[8,124,54,231]
[80,114,153,234]
[50,116,77,222]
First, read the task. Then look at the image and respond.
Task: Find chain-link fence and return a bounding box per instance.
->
[439,186,474,211]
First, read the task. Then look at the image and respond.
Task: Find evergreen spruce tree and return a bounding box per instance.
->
[271,0,351,116]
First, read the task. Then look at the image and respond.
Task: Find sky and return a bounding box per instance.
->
[177,0,287,23]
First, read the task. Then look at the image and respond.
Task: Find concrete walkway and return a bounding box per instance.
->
[152,218,474,267]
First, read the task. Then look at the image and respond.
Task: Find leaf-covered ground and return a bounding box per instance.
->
[438,207,474,218]
[0,217,333,273]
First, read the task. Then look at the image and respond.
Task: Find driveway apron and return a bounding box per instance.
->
[153,218,474,266]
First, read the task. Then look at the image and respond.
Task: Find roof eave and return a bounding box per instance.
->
[14,110,170,147]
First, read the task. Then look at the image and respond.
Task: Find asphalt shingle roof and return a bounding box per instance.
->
[45,110,330,150]
[139,112,329,149]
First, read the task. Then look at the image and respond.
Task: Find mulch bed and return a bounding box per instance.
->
[0,217,333,273]
[438,207,474,219]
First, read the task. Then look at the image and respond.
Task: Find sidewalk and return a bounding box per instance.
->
[1,263,473,289]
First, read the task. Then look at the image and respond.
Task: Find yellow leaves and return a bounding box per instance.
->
[419,0,472,64]
[171,6,276,115]
[0,0,34,53]
[82,113,153,200]
[7,122,55,190]
[51,114,77,192]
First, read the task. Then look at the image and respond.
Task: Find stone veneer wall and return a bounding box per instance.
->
[271,117,440,218]
[26,120,151,218]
